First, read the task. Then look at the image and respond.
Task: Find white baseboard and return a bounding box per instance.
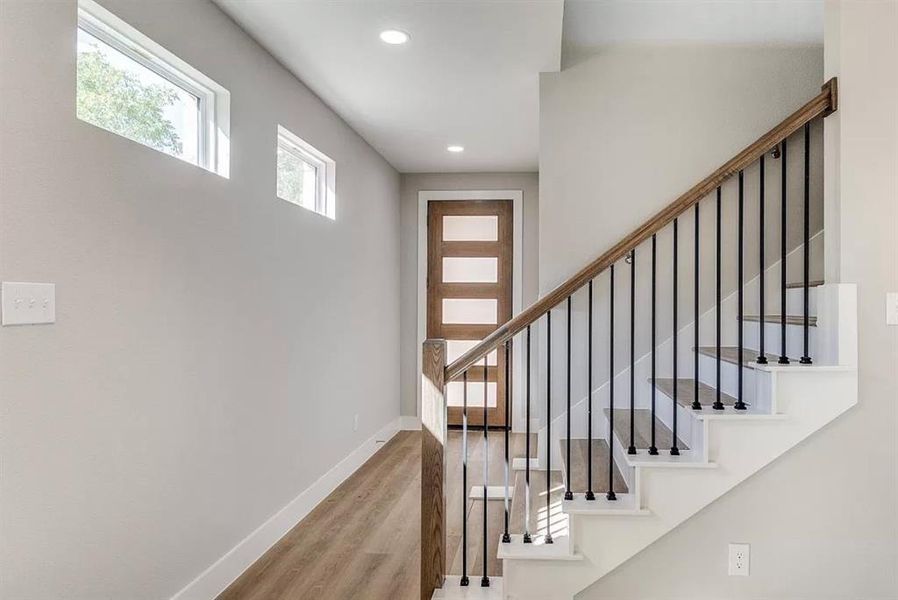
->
[399,415,422,430]
[170,417,403,600]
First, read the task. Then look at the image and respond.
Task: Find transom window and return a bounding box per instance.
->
[276,126,336,219]
[76,0,229,176]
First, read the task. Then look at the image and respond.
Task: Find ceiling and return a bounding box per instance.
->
[214,0,822,174]
[563,1,823,66]
[214,0,564,173]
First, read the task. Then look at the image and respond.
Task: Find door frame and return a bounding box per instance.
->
[416,190,523,430]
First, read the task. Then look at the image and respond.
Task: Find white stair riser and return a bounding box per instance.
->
[755,285,818,316]
[743,320,817,358]
[607,430,637,495]
[653,393,704,456]
[785,285,818,315]
[696,353,758,404]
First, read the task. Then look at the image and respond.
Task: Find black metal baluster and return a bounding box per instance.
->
[461,370,469,586]
[586,280,596,500]
[693,204,702,410]
[735,171,747,410]
[779,139,790,364]
[480,356,490,587]
[482,360,489,587]
[671,219,680,455]
[608,265,617,499]
[757,155,768,364]
[545,310,553,544]
[650,234,659,454]
[629,250,637,454]
[801,123,813,365]
[714,187,724,410]
[502,339,511,544]
[565,296,573,501]
[524,326,532,543]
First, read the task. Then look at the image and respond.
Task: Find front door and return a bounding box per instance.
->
[427,199,512,428]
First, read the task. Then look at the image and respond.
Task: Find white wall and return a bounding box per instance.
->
[538,46,824,421]
[576,4,898,598]
[399,173,539,419]
[540,46,824,294]
[0,1,400,598]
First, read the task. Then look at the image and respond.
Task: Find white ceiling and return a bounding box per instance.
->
[214,0,822,173]
[563,1,823,66]
[214,0,564,173]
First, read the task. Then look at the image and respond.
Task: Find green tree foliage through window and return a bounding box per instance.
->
[76,35,186,157]
[277,144,319,209]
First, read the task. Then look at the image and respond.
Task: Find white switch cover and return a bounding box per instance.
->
[728,543,750,576]
[887,293,898,326]
[1,282,56,325]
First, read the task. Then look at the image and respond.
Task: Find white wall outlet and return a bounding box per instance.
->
[728,543,750,576]
[886,292,898,326]
[1,282,56,326]
[353,414,359,432]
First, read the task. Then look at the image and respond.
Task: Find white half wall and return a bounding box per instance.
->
[537,45,824,427]
[576,6,898,599]
[0,1,401,598]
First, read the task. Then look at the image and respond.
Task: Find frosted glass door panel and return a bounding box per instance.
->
[442,215,498,241]
[442,298,497,325]
[446,340,498,366]
[447,382,497,408]
[442,257,498,283]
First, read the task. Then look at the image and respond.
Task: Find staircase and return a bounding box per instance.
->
[421,78,856,600]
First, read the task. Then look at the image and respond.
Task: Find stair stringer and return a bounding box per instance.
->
[502,365,857,599]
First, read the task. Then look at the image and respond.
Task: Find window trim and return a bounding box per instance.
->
[76,0,230,177]
[276,125,336,219]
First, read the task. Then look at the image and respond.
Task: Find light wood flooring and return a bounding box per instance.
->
[445,429,539,579]
[217,427,626,597]
[218,431,421,600]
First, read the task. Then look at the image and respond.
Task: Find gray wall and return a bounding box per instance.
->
[0,1,400,598]
[399,173,539,418]
[574,7,898,599]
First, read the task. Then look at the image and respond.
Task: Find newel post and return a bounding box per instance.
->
[421,339,447,600]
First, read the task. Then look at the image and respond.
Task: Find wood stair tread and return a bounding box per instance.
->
[653,377,737,408]
[557,438,629,494]
[743,314,817,326]
[696,346,783,367]
[604,408,689,451]
[785,280,824,289]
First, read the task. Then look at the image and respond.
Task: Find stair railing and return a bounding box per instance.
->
[421,78,837,600]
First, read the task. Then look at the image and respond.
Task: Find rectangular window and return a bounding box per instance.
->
[76,0,230,176]
[277,125,336,219]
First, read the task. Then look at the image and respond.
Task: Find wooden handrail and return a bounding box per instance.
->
[445,78,838,383]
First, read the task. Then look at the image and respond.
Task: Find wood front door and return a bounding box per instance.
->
[427,199,512,428]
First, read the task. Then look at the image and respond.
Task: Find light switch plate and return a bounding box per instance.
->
[887,293,898,326]
[1,282,56,325]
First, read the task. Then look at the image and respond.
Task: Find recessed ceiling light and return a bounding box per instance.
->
[447,145,464,153]
[379,29,409,45]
